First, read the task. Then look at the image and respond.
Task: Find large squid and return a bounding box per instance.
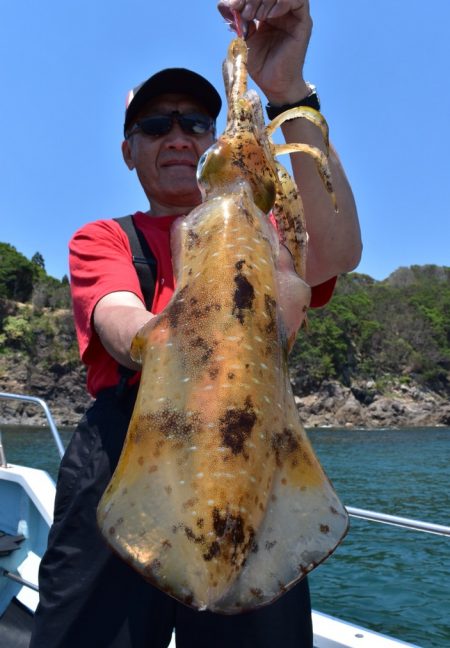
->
[97,31,348,614]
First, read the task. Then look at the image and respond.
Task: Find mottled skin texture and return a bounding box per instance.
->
[97,36,347,613]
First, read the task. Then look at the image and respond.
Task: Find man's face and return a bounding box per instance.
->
[122,93,216,214]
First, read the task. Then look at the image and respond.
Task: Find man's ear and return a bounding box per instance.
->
[121,139,135,170]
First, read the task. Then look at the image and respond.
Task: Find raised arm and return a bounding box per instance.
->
[218,0,362,286]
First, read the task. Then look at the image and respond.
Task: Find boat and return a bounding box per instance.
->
[1,391,448,647]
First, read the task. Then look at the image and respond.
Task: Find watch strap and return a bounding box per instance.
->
[266,85,320,120]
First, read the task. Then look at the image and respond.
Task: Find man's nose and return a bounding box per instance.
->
[165,123,193,148]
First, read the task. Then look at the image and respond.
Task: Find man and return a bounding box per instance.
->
[31,1,361,646]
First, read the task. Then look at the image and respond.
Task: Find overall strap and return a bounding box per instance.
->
[114,215,157,311]
[113,215,158,396]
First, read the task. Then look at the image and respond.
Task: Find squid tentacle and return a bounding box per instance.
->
[265,106,330,155]
[273,143,338,214]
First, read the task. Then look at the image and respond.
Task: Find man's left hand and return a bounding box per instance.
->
[217,0,312,105]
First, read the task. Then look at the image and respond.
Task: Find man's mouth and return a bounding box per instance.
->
[161,159,197,168]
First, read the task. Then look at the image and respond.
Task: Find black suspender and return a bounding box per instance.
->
[113,214,158,395]
[114,215,157,311]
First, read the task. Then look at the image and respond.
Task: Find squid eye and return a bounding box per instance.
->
[198,152,208,169]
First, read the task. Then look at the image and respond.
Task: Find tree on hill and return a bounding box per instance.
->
[291,268,450,395]
[31,251,46,271]
[0,242,70,308]
[0,243,36,302]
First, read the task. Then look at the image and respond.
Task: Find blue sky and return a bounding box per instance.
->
[1,0,449,281]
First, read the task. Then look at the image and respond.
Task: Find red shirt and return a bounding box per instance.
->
[69,211,336,397]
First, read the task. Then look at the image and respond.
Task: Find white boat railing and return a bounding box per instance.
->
[1,391,449,538]
[0,391,65,459]
[346,506,450,537]
[1,569,39,592]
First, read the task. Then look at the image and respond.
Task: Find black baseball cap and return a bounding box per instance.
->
[124,68,222,136]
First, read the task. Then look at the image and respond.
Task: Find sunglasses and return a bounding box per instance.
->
[126,111,215,139]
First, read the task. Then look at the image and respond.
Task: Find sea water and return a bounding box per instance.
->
[1,425,449,647]
[308,427,450,648]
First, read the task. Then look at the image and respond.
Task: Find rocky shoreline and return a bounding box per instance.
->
[295,380,450,428]
[2,266,449,431]
[0,355,93,428]
[1,358,449,429]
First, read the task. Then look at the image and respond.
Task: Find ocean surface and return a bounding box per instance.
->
[1,424,449,647]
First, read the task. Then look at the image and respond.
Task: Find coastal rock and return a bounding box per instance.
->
[0,360,448,430]
[0,353,92,426]
[437,403,450,426]
[334,393,364,427]
[293,380,449,429]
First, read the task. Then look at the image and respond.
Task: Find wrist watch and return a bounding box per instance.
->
[266,83,321,120]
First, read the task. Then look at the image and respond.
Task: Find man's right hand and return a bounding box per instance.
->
[93,292,154,369]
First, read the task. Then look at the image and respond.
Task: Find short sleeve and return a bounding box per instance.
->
[69,219,145,362]
[310,276,337,308]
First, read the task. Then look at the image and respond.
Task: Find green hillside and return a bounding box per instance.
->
[0,242,75,362]
[1,242,449,405]
[291,266,450,396]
